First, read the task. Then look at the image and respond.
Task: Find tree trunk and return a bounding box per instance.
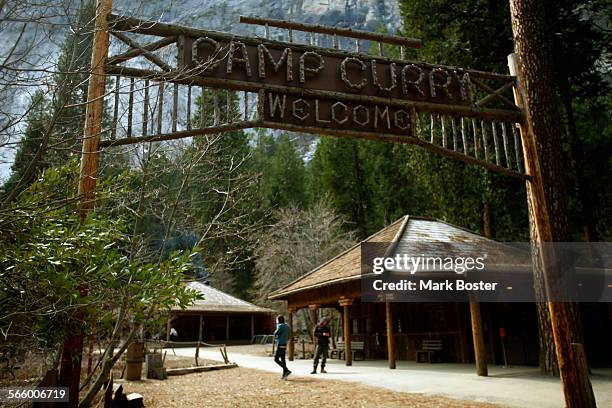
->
[483,201,493,238]
[351,142,367,237]
[509,1,595,406]
[58,316,85,408]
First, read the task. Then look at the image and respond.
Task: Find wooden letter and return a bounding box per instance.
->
[353,105,369,127]
[192,37,222,72]
[394,109,411,130]
[374,105,391,129]
[292,99,310,121]
[315,99,330,124]
[341,57,367,90]
[454,71,473,103]
[401,64,425,96]
[331,101,348,124]
[258,44,293,81]
[268,93,286,119]
[227,41,252,77]
[299,51,324,83]
[371,60,397,93]
[429,67,452,99]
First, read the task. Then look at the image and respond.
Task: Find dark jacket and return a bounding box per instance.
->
[274,323,290,346]
[314,325,331,347]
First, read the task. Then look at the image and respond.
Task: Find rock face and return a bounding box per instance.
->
[115,0,401,34]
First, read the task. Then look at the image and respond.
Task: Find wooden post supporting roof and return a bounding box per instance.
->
[309,304,319,340]
[225,315,230,341]
[339,298,353,366]
[198,315,203,342]
[509,1,596,404]
[250,315,255,341]
[469,296,488,376]
[469,207,490,377]
[385,302,396,369]
[288,309,295,361]
[454,303,469,363]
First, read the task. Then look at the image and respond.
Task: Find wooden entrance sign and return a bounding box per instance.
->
[101,13,526,179]
[74,2,595,407]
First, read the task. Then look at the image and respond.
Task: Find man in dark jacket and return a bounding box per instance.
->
[273,315,291,380]
[311,317,331,374]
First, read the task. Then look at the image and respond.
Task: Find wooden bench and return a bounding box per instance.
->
[416,339,443,363]
[333,340,365,361]
[252,334,274,345]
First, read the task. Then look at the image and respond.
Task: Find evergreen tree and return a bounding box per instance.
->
[255,132,306,209]
[49,0,95,165]
[2,91,50,195]
[308,137,372,237]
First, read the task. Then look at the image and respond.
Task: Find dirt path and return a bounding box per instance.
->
[121,366,504,407]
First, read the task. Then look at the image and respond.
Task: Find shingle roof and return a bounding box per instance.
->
[389,218,531,273]
[175,281,274,314]
[269,215,531,300]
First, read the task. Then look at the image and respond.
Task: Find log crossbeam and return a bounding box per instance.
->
[111,31,174,72]
[100,120,260,147]
[473,78,517,109]
[239,15,422,50]
[108,35,177,66]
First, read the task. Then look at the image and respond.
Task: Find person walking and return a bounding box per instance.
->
[311,317,331,374]
[273,315,291,380]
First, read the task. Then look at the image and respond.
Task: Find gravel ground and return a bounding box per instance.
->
[121,366,504,408]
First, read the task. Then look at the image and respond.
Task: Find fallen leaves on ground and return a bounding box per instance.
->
[121,366,504,408]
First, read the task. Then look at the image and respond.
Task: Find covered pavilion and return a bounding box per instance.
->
[168,281,275,344]
[269,215,541,375]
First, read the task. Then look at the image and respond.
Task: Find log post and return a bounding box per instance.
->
[225,315,230,341]
[60,1,112,406]
[198,315,203,342]
[469,295,488,376]
[339,298,353,366]
[454,303,469,363]
[309,304,319,340]
[385,302,396,369]
[166,317,171,341]
[78,0,112,215]
[250,314,255,341]
[468,205,491,376]
[508,1,596,403]
[288,308,295,361]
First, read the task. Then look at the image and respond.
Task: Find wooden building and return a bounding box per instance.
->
[168,281,275,344]
[268,216,566,374]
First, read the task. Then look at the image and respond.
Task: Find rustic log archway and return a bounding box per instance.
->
[71,1,595,407]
